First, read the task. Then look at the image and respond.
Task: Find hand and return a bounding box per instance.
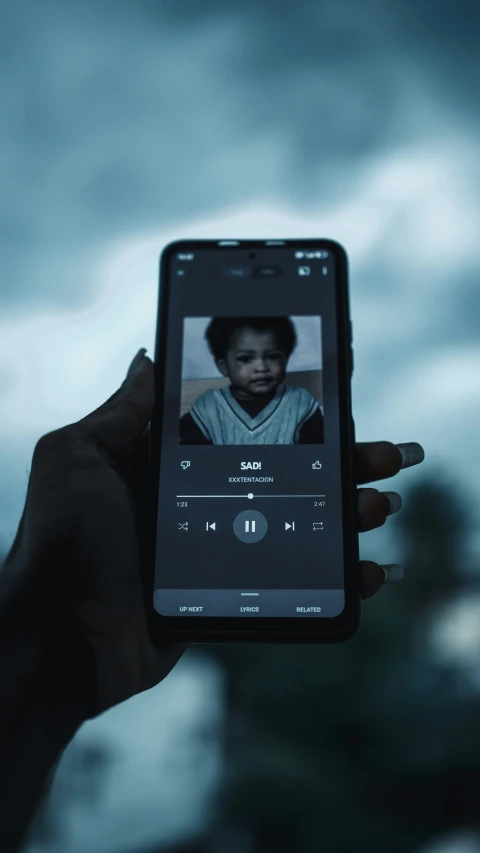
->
[2,349,424,719]
[3,348,187,719]
[354,439,424,599]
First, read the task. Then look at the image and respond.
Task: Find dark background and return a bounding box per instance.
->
[1,1,479,852]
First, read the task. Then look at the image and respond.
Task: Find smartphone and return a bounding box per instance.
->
[145,238,359,644]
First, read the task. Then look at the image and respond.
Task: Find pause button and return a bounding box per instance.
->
[233,510,268,543]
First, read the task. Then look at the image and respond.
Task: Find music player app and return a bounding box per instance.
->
[153,247,347,618]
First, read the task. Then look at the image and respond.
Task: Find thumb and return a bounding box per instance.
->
[72,348,155,455]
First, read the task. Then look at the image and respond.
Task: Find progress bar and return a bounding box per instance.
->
[176,494,326,498]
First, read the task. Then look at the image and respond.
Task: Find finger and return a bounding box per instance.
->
[70,350,155,456]
[360,560,404,600]
[116,426,152,516]
[355,441,425,485]
[116,412,150,474]
[356,488,402,532]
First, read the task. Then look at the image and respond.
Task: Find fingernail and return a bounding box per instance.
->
[381,564,404,584]
[382,491,403,516]
[126,348,147,379]
[395,442,425,469]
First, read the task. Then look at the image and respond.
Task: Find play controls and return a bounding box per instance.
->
[233,510,268,543]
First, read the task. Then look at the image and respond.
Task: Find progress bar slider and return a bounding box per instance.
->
[176,493,326,499]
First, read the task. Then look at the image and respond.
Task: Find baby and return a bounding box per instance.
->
[179,316,324,445]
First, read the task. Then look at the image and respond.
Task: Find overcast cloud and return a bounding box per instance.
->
[1,0,479,566]
[2,3,480,849]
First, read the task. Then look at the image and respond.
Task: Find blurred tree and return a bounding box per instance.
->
[212,476,480,853]
[393,477,471,614]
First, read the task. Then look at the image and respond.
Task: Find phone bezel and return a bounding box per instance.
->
[143,238,360,643]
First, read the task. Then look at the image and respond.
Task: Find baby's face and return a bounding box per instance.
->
[216,326,288,399]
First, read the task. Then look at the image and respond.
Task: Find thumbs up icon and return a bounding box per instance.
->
[312,461,322,469]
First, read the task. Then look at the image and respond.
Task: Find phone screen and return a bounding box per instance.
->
[153,242,354,620]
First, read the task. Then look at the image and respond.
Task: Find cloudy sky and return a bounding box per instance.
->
[1,0,480,571]
[2,2,480,850]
